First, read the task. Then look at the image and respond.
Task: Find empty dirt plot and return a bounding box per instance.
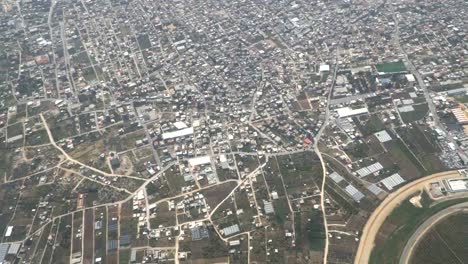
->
[203,181,238,209]
[149,202,176,228]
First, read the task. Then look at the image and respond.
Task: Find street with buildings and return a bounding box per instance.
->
[0,0,467,263]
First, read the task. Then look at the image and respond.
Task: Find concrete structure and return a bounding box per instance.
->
[336,107,369,118]
[4,226,13,237]
[188,156,211,167]
[162,127,194,140]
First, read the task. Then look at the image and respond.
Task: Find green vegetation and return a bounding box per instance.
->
[25,129,49,146]
[370,195,468,264]
[453,95,468,103]
[410,212,468,264]
[294,210,325,251]
[7,122,23,136]
[325,183,359,216]
[396,126,445,174]
[137,34,152,49]
[400,104,429,123]
[82,67,97,82]
[273,198,289,225]
[354,114,385,136]
[376,61,407,73]
[31,222,53,263]
[119,248,131,263]
[51,215,73,264]
[387,139,427,177]
[346,141,369,159]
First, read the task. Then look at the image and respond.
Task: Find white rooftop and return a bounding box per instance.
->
[374,130,392,143]
[162,127,194,140]
[336,107,369,118]
[381,173,406,191]
[173,121,188,129]
[447,180,468,192]
[319,64,330,72]
[188,156,211,167]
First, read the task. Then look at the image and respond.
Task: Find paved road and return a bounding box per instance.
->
[313,44,341,264]
[354,170,461,264]
[392,9,458,151]
[399,201,468,264]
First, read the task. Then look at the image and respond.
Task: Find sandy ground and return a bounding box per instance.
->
[409,194,423,208]
[354,170,461,264]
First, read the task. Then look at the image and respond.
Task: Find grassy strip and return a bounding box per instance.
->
[369,195,468,264]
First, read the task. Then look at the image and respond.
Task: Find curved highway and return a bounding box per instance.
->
[354,170,461,264]
[399,201,468,264]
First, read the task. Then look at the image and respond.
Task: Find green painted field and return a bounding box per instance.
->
[376,61,407,73]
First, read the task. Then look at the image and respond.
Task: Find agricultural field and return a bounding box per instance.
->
[399,104,429,123]
[410,212,468,264]
[370,193,468,264]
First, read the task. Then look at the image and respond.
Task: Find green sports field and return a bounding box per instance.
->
[376,61,407,73]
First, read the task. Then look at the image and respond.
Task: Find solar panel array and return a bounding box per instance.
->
[329,172,344,183]
[263,200,275,214]
[120,235,131,247]
[345,184,365,202]
[0,244,9,263]
[108,221,118,232]
[374,130,392,143]
[108,240,118,251]
[367,184,384,195]
[223,224,240,236]
[380,173,406,190]
[356,162,384,178]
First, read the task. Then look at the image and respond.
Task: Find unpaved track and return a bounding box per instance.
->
[354,170,461,264]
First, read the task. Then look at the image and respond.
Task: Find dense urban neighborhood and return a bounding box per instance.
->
[0,0,467,263]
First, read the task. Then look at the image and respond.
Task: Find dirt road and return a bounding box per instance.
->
[354,170,461,264]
